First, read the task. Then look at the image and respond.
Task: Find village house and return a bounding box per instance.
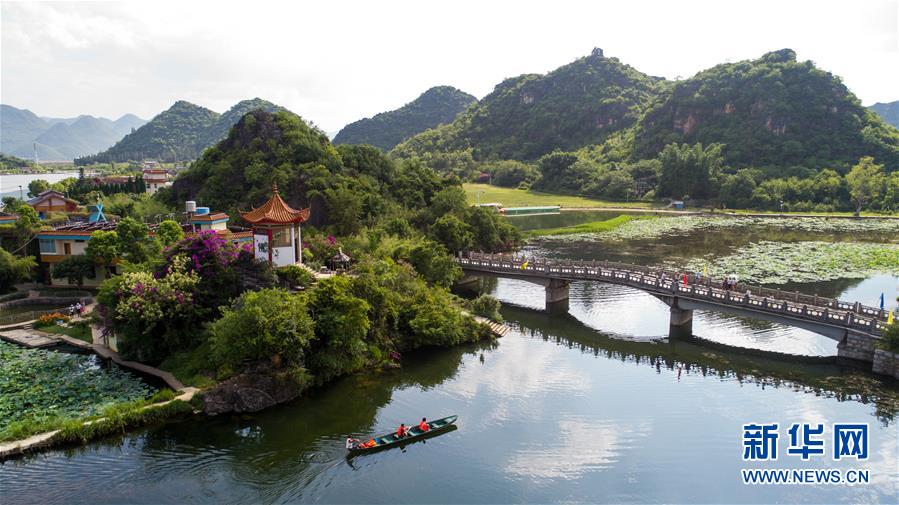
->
[143,169,171,195]
[27,190,80,218]
[38,220,120,286]
[0,211,17,225]
[37,203,250,286]
[187,206,229,232]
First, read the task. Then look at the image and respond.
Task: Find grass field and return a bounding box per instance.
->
[526,215,656,236]
[463,184,656,209]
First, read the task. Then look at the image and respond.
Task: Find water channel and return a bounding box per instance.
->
[1,215,898,503]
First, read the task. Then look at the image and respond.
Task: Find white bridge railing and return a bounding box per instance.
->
[457,253,887,337]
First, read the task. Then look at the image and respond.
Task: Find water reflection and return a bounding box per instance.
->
[506,305,899,424]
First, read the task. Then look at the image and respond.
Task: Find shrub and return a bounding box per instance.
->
[99,256,203,363]
[35,312,71,328]
[0,247,36,293]
[210,288,315,368]
[276,265,315,289]
[52,256,96,287]
[467,294,503,322]
[880,323,899,353]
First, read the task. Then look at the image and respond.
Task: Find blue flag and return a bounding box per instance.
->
[880,293,885,310]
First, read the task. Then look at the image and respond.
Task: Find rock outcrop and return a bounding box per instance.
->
[200,363,310,416]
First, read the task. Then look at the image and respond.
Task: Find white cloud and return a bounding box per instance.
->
[2,0,897,131]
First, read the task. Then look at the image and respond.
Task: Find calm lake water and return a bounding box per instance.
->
[2,217,898,504]
[0,172,80,199]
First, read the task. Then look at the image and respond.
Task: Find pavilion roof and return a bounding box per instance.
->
[240,183,310,225]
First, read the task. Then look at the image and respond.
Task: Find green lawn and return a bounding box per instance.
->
[38,322,93,343]
[526,215,656,236]
[463,184,656,209]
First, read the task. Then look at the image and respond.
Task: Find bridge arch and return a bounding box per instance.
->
[457,253,887,364]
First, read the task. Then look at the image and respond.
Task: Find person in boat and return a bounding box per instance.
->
[418,418,430,432]
[346,437,360,449]
[397,423,410,438]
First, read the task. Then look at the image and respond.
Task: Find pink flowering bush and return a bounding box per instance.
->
[160,230,273,312]
[99,256,202,362]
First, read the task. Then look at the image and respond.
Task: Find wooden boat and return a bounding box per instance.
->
[348,415,458,454]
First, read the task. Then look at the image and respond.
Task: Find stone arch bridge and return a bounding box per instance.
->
[456,253,890,364]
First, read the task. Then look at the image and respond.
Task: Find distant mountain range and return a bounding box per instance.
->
[0,105,147,161]
[76,98,288,164]
[869,101,899,128]
[333,86,476,151]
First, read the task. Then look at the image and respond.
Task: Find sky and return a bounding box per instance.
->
[2,0,898,134]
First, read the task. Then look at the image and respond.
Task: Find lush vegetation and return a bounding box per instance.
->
[527,214,653,237]
[392,49,898,213]
[75,99,287,164]
[880,323,899,353]
[0,340,153,440]
[89,110,506,398]
[635,49,899,168]
[76,101,218,164]
[680,241,899,285]
[0,246,36,293]
[870,101,899,129]
[463,183,654,209]
[334,86,476,151]
[0,154,49,173]
[165,110,519,250]
[393,48,663,163]
[595,215,899,242]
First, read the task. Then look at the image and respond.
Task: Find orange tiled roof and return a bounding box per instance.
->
[240,183,310,224]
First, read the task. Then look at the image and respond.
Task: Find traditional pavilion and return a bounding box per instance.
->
[241,183,310,267]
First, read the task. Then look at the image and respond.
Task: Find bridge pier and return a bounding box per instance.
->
[669,305,694,337]
[837,332,876,362]
[545,279,570,314]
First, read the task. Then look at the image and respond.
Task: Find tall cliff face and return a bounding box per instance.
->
[634,49,899,168]
[394,49,665,161]
[333,86,476,151]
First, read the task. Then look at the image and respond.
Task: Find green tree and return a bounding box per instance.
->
[431,214,473,254]
[27,179,50,198]
[12,204,40,245]
[0,247,36,293]
[307,276,371,381]
[403,240,462,287]
[846,156,886,216]
[719,170,757,208]
[155,220,184,247]
[116,217,159,263]
[489,160,537,187]
[52,256,96,287]
[658,143,724,200]
[86,230,120,270]
[210,288,316,367]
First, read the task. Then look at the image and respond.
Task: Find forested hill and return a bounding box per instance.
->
[75,98,287,164]
[870,101,899,128]
[394,48,899,172]
[333,86,476,150]
[634,49,899,168]
[392,48,666,161]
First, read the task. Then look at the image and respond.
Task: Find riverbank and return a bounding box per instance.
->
[464,183,899,218]
[0,308,511,460]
